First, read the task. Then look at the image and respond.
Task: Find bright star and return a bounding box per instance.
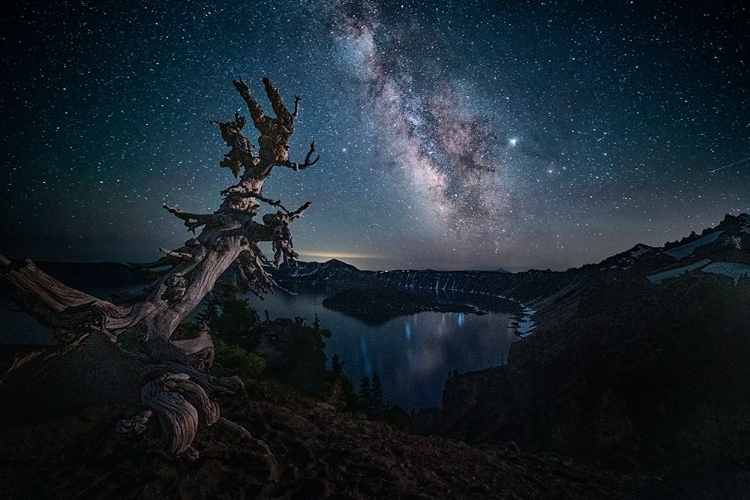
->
[509,138,518,146]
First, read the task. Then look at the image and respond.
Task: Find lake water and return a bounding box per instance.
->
[1,287,518,411]
[245,292,518,411]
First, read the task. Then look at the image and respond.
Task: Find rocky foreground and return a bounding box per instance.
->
[0,393,656,499]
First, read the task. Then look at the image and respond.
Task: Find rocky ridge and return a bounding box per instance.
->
[435,213,750,498]
[0,392,655,499]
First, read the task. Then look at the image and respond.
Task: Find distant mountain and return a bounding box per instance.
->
[273,258,367,293]
[288,258,360,274]
[275,260,588,306]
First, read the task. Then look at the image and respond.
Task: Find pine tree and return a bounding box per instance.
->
[331,354,344,379]
[359,376,372,409]
[371,373,385,416]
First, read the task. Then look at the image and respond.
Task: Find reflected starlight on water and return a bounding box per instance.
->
[245,292,519,410]
[359,337,373,379]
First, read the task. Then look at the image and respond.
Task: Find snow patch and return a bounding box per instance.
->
[647,259,712,284]
[664,231,723,260]
[290,266,319,278]
[701,262,750,285]
[630,244,650,258]
[515,306,536,338]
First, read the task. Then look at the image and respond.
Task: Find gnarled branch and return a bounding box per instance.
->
[0,256,146,340]
[211,112,259,177]
[163,205,216,233]
[135,372,220,456]
[292,95,300,118]
[234,244,277,298]
[233,77,268,135]
[172,323,214,369]
[275,141,320,171]
[261,201,310,268]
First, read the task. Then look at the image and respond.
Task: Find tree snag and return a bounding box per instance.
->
[0,78,319,456]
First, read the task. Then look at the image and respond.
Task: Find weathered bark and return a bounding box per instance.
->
[0,78,319,456]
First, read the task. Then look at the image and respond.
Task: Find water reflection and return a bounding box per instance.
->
[359,337,373,379]
[246,292,517,410]
[0,285,517,411]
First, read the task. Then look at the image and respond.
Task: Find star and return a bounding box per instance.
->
[1,0,748,272]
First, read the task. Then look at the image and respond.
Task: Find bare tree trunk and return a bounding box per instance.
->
[0,77,320,455]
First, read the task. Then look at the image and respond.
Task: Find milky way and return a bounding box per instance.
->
[2,0,749,271]
[332,3,514,243]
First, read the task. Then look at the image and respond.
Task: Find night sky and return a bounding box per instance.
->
[2,0,749,272]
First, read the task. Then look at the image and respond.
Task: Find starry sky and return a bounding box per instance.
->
[2,0,749,272]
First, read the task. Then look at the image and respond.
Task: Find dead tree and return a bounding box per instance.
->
[0,77,319,455]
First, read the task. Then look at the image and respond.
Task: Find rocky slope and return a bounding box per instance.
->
[273,259,589,306]
[0,393,655,499]
[436,214,750,498]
